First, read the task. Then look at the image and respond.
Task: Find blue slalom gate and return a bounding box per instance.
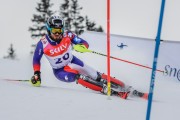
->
[146,0,166,120]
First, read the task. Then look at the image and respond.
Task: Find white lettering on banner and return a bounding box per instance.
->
[50,43,68,55]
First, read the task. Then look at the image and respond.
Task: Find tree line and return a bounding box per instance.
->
[29,0,104,39]
[4,0,104,59]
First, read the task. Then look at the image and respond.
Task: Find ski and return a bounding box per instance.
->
[112,89,148,100]
[1,78,29,82]
[116,91,130,99]
[101,74,149,100]
[132,90,149,100]
[77,74,149,100]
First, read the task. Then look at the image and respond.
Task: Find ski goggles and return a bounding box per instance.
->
[50,28,64,34]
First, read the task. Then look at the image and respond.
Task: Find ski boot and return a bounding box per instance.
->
[101,79,131,99]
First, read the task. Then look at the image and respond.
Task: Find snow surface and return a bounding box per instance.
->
[0,32,180,120]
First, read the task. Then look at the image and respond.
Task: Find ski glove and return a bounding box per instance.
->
[73,44,91,53]
[30,71,41,87]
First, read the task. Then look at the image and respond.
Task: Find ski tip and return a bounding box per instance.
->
[142,93,149,100]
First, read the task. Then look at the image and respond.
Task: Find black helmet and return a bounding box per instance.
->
[46,16,64,35]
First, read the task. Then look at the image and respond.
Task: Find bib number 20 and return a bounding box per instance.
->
[55,53,69,64]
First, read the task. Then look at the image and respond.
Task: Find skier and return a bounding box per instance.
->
[30,15,148,100]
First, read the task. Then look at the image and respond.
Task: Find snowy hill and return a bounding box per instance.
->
[0,32,180,120]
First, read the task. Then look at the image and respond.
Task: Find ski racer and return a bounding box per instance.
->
[30,15,148,100]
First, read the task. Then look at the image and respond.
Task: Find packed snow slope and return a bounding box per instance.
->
[0,32,180,120]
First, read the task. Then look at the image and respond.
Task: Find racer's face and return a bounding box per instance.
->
[50,32,63,41]
[49,28,64,41]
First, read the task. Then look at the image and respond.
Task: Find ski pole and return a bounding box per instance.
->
[91,50,164,73]
[1,79,30,82]
[73,45,164,73]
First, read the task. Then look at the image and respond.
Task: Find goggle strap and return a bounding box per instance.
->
[46,23,51,31]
